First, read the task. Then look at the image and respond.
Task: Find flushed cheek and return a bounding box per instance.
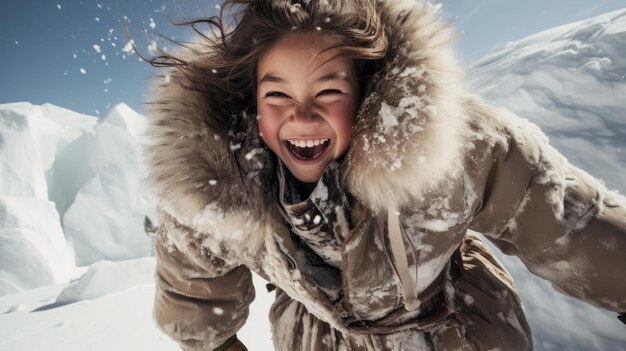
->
[257,110,282,152]
[328,106,355,157]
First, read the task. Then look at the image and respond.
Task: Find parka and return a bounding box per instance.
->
[142,0,626,350]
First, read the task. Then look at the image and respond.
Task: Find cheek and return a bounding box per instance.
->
[329,102,356,152]
[257,106,280,147]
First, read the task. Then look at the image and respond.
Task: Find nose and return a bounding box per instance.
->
[290,98,319,123]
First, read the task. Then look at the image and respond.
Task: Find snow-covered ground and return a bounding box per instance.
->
[0,262,275,350]
[1,7,625,351]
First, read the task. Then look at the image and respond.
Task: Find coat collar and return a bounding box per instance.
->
[143,0,468,235]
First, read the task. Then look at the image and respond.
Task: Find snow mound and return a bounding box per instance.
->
[471,8,626,192]
[0,196,74,296]
[62,103,155,265]
[102,102,146,140]
[0,102,156,296]
[0,105,49,199]
[55,257,155,303]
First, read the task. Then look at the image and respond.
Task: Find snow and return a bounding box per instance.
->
[0,277,179,351]
[55,258,155,304]
[471,7,626,192]
[122,40,134,53]
[60,104,155,265]
[0,258,274,350]
[0,101,155,291]
[379,101,400,129]
[0,6,625,351]
[0,197,74,296]
[0,106,48,199]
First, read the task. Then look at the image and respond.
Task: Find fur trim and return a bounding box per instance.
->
[342,0,467,213]
[142,0,468,238]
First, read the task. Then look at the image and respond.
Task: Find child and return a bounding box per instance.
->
[141,0,626,350]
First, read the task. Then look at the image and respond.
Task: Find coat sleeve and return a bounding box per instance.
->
[153,208,254,351]
[466,98,626,314]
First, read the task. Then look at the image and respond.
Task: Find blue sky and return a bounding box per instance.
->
[1,0,625,117]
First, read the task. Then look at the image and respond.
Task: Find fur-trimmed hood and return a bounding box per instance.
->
[142,0,468,247]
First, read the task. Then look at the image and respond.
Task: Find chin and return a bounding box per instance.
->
[290,169,323,184]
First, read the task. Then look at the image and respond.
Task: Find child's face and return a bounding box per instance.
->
[256,33,360,184]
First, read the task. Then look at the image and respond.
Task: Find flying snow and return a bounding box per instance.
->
[123,40,134,53]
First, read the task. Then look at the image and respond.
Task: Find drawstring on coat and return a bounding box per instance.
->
[387,205,421,311]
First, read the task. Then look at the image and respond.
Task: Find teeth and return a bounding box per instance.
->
[287,139,329,148]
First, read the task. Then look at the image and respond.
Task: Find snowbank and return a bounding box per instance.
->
[55,257,155,304]
[0,102,155,296]
[471,8,626,192]
[61,103,155,266]
[0,196,74,296]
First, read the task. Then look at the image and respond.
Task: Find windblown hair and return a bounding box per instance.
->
[141,0,389,119]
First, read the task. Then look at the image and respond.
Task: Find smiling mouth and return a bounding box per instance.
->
[284,139,331,160]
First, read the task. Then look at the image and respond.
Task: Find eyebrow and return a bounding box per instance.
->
[258,71,351,86]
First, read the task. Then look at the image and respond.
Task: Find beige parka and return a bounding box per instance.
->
[142,0,626,350]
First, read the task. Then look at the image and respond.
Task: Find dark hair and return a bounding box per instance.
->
[138,0,388,118]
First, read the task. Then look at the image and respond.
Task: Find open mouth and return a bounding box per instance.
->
[284,139,331,161]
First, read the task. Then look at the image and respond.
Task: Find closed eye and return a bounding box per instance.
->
[265,91,287,98]
[317,89,342,97]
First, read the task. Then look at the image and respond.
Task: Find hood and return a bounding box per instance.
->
[142,0,468,240]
